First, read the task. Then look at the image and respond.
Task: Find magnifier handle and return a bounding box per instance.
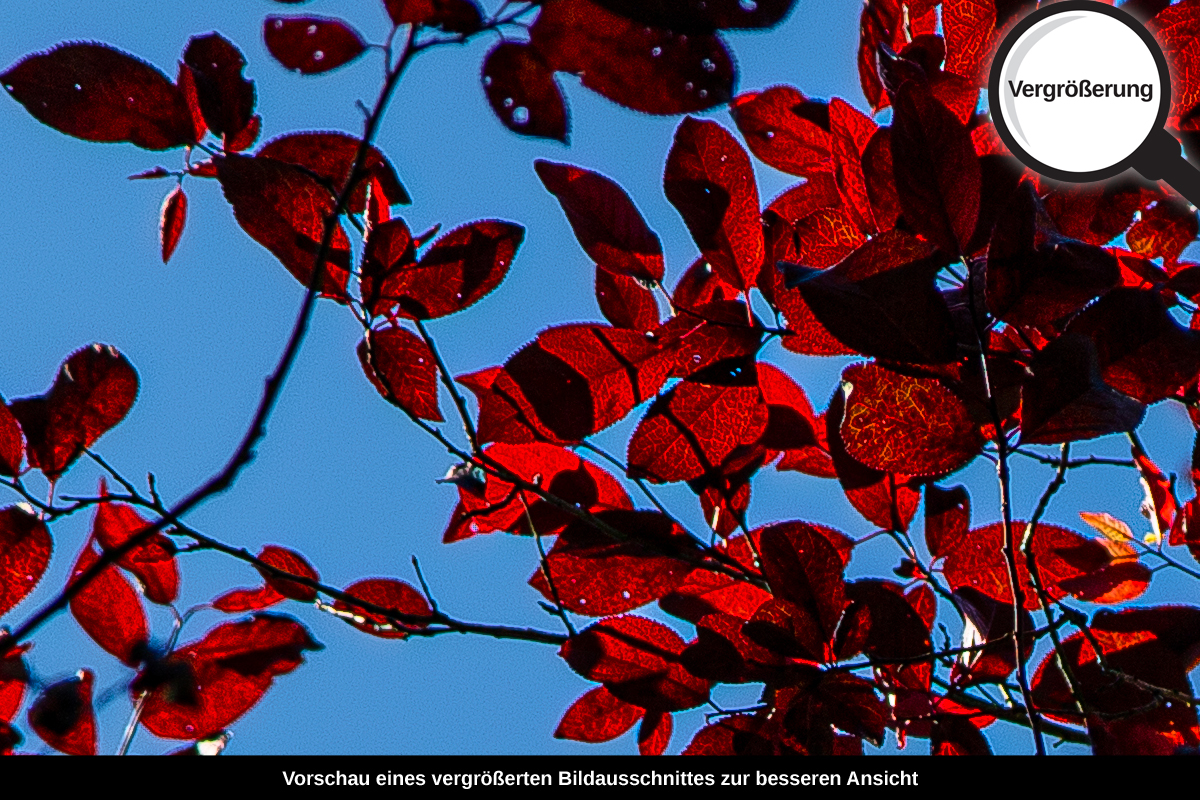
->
[1131,129,1200,207]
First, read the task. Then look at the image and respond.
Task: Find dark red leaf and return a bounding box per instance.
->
[0,641,30,724]
[536,160,664,283]
[627,365,768,483]
[257,131,409,212]
[682,713,762,755]
[664,117,763,291]
[9,344,138,481]
[561,615,710,711]
[862,127,902,232]
[529,510,695,617]
[1064,287,1200,404]
[596,268,659,332]
[1041,177,1161,246]
[932,713,993,755]
[840,362,984,476]
[592,0,797,31]
[442,442,631,542]
[658,531,773,623]
[160,185,187,264]
[332,578,431,639]
[0,403,23,477]
[2,42,195,149]
[225,114,261,153]
[757,363,819,452]
[925,484,970,561]
[175,60,206,144]
[758,522,848,646]
[139,614,321,739]
[256,545,319,602]
[28,671,96,756]
[1020,333,1146,445]
[215,153,353,300]
[68,541,149,667]
[0,506,51,618]
[385,0,483,32]
[729,85,831,177]
[674,257,740,311]
[858,0,938,111]
[93,491,179,605]
[1134,448,1179,544]
[531,0,734,115]
[182,34,255,140]
[987,182,1121,327]
[264,16,367,75]
[554,685,643,742]
[371,220,523,319]
[784,230,958,364]
[482,43,568,143]
[837,580,933,690]
[357,325,443,421]
[891,81,980,256]
[361,218,415,313]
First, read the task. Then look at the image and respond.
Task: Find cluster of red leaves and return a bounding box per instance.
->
[9,0,1200,757]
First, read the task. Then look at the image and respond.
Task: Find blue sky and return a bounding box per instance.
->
[2,0,1196,755]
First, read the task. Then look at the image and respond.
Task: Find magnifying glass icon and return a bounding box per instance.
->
[989,0,1200,203]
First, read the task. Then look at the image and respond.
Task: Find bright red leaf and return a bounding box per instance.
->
[68,541,149,668]
[730,85,831,177]
[160,185,187,264]
[0,506,52,618]
[93,492,179,606]
[0,403,23,477]
[357,325,443,421]
[332,578,431,639]
[595,268,659,333]
[554,685,643,742]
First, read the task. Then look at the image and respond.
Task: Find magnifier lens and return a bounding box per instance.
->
[997,11,1163,174]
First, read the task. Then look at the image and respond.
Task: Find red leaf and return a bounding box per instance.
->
[837,580,933,689]
[858,0,938,111]
[825,386,920,531]
[1042,177,1160,247]
[68,541,149,667]
[371,220,523,319]
[1150,1,1200,117]
[225,114,261,153]
[535,160,664,283]
[215,153,353,300]
[757,363,820,453]
[160,185,187,264]
[443,442,631,542]
[175,60,206,144]
[659,531,773,623]
[1127,198,1198,264]
[0,641,30,723]
[1065,287,1200,405]
[139,614,321,740]
[0,506,51,618]
[592,0,797,31]
[664,117,763,291]
[357,325,443,421]
[638,709,672,755]
[673,257,740,310]
[891,81,980,256]
[93,492,179,605]
[182,34,255,140]
[627,365,768,483]
[925,484,970,561]
[653,300,764,379]
[943,521,1150,609]
[9,344,138,481]
[561,615,709,711]
[596,268,659,333]
[361,218,416,313]
[932,713,993,755]
[529,510,695,617]
[385,0,484,33]
[531,0,734,115]
[482,43,568,143]
[682,713,762,755]
[829,98,878,236]
[257,131,409,213]
[1020,334,1146,445]
[943,0,996,84]
[28,671,96,756]
[2,42,195,149]
[729,85,831,177]
[1133,448,1178,544]
[758,522,848,648]
[784,230,957,364]
[488,324,670,444]
[840,362,984,477]
[332,578,431,639]
[862,127,902,233]
[554,685,644,742]
[0,403,23,477]
[264,17,366,74]
[212,584,284,613]
[1032,606,1200,753]
[257,545,319,602]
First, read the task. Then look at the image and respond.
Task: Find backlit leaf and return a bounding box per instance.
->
[264,17,367,75]
[357,325,443,421]
[68,541,149,667]
[332,578,431,639]
[0,506,52,617]
[482,43,568,143]
[257,131,409,213]
[160,185,187,264]
[28,671,96,756]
